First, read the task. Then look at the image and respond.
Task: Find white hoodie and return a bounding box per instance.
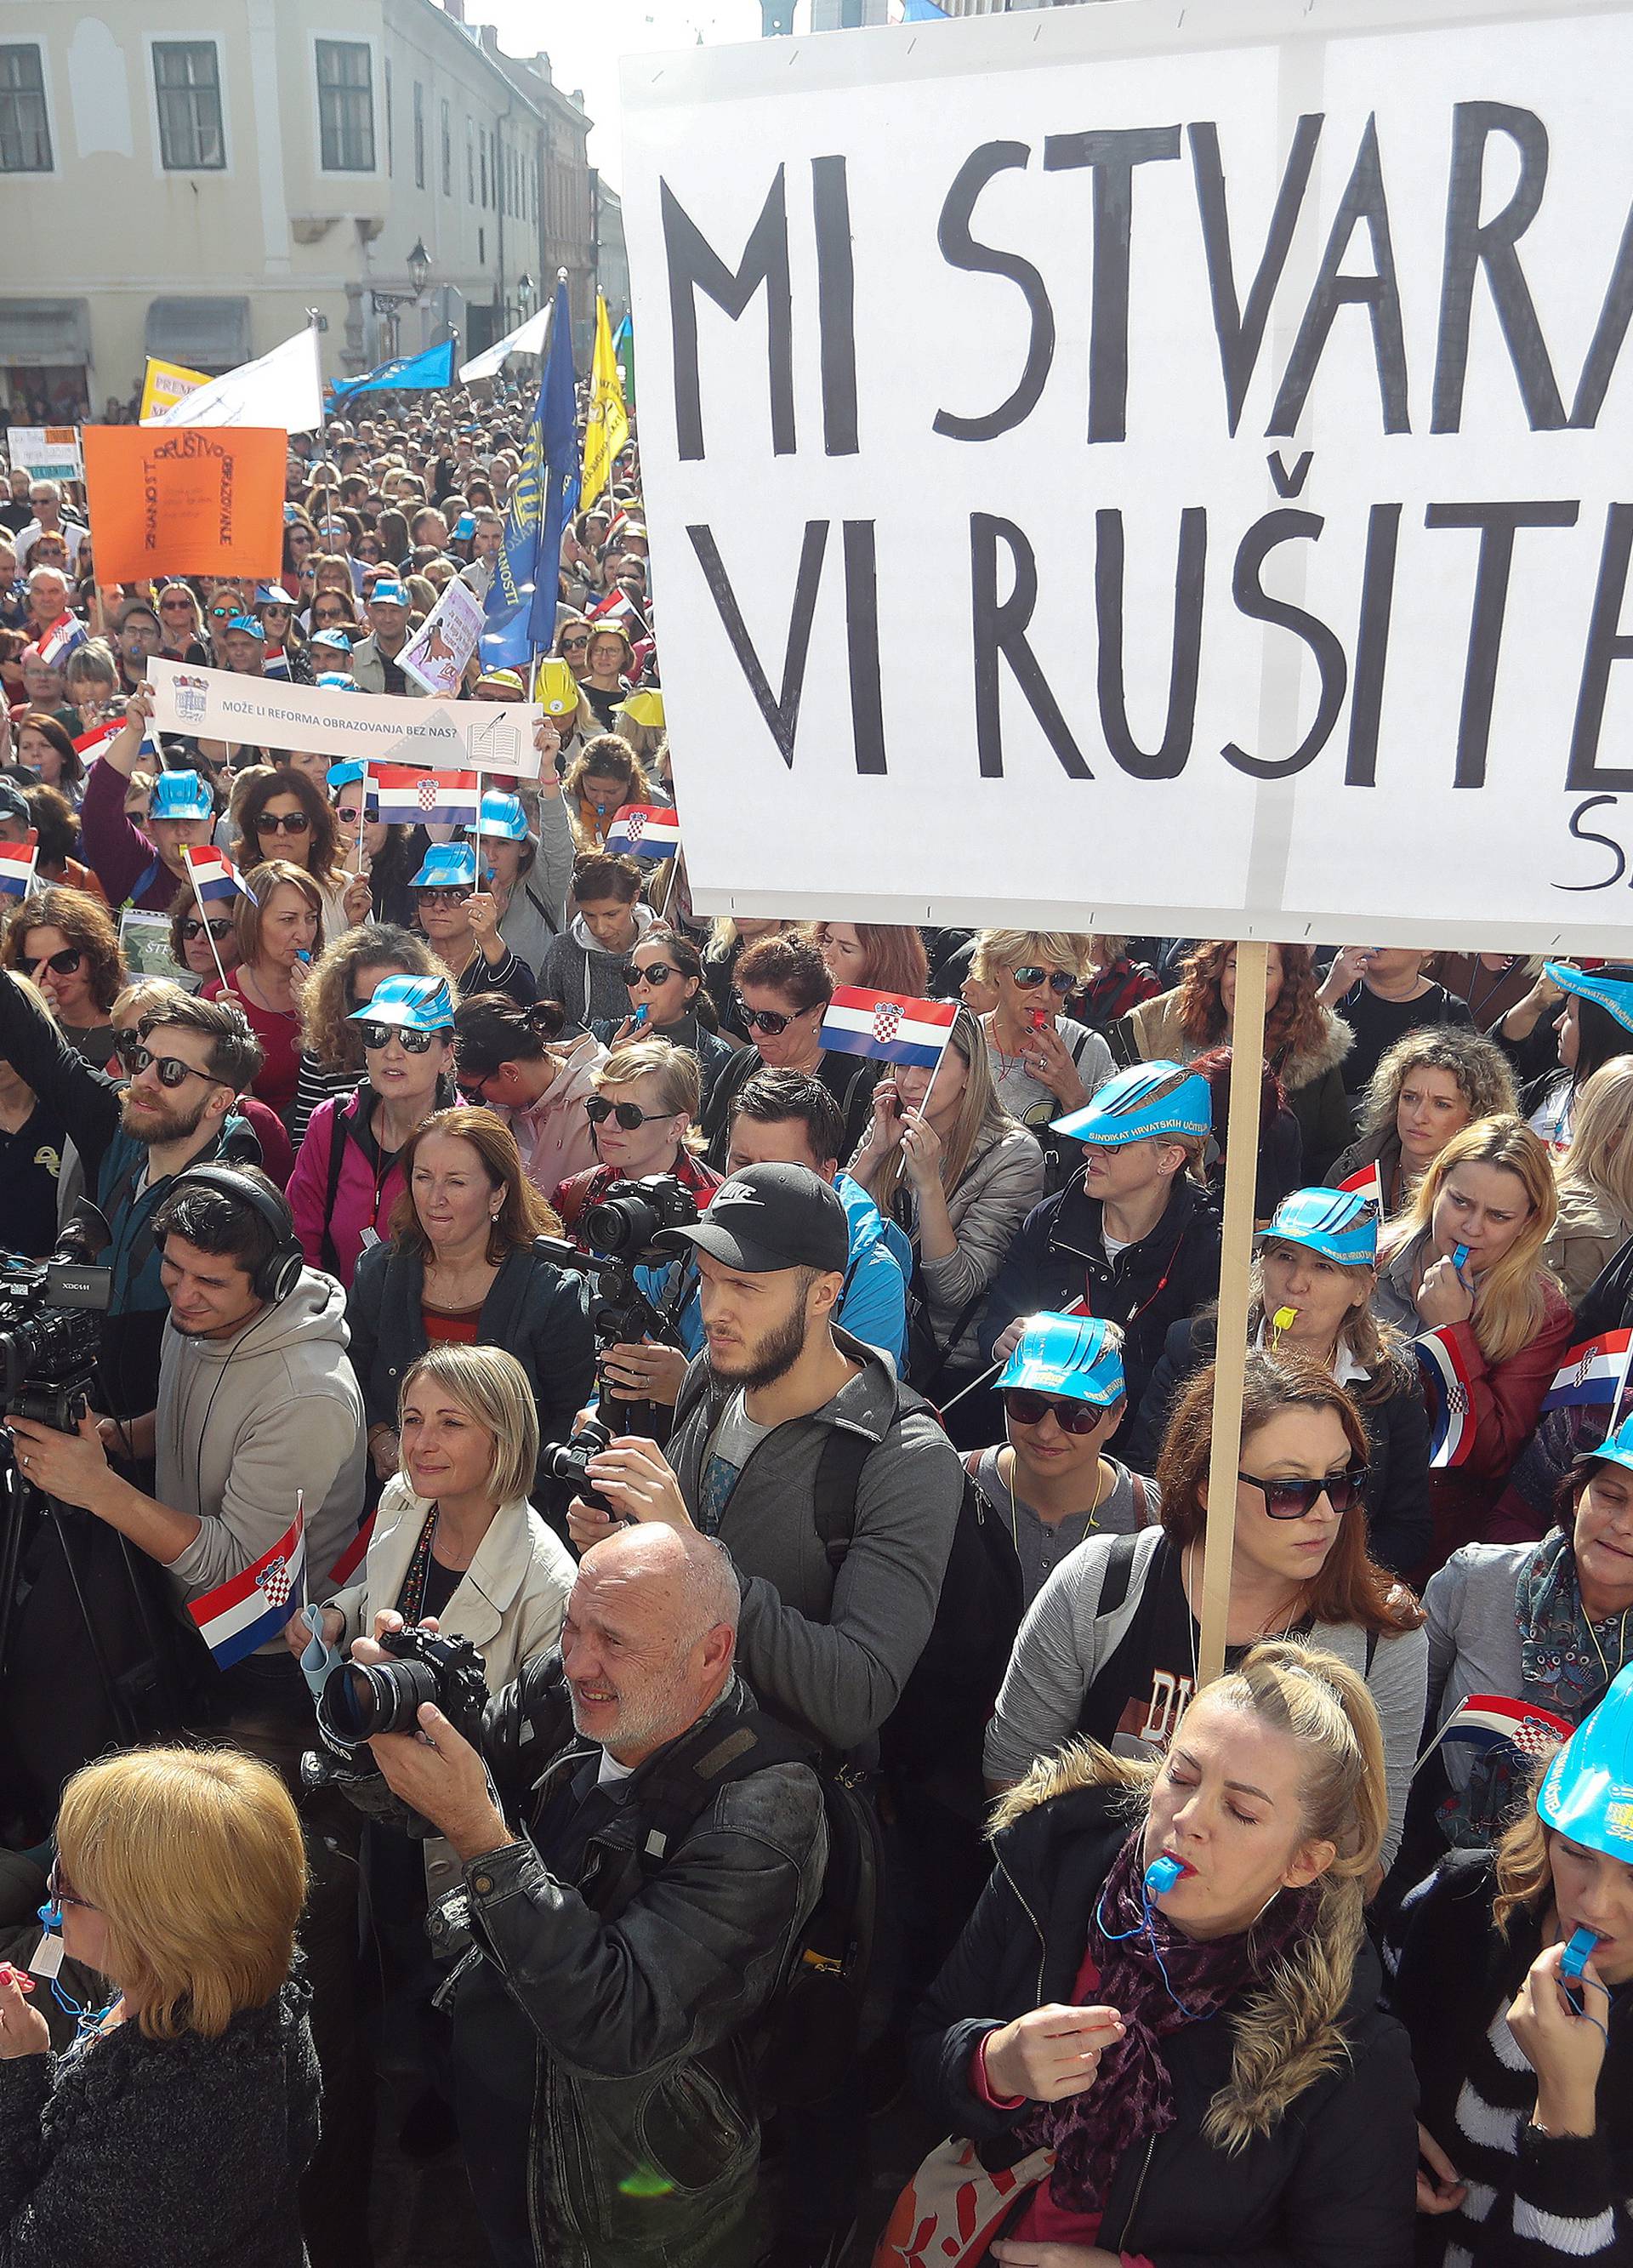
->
[158,1267,367,1648]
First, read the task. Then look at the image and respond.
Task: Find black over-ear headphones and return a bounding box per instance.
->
[160,1165,304,1305]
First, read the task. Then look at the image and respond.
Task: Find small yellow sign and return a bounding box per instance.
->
[139,356,210,425]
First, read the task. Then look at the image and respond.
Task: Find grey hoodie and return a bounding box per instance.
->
[157,1266,367,1648]
[536,902,660,1030]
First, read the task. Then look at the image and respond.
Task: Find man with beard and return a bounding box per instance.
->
[354,1522,828,2268]
[0,974,265,1424]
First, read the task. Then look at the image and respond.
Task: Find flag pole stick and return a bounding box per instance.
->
[1195,938,1269,1688]
[915,1030,956,1122]
[186,856,232,993]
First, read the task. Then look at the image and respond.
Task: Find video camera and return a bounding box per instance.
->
[0,1222,112,1434]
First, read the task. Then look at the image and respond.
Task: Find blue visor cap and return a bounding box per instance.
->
[410,842,475,892]
[1537,1659,1633,1861]
[328,759,367,796]
[998,1314,1126,1407]
[347,973,455,1034]
[1051,1062,1212,1147]
[225,614,265,640]
[316,671,355,690]
[1259,1187,1379,1268]
[148,769,214,821]
[370,580,410,608]
[1574,1409,1633,1478]
[310,628,352,653]
[1544,962,1633,1038]
[256,583,294,607]
[471,789,528,841]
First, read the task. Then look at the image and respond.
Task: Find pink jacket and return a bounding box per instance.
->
[287,1088,407,1289]
[506,1033,606,1209]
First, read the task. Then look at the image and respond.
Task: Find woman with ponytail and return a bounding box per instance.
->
[451,992,607,1201]
[893,1644,1419,2268]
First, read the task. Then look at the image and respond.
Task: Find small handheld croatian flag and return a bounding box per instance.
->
[1542,1329,1633,1414]
[605,804,681,863]
[0,838,38,901]
[374,764,481,828]
[1335,1160,1386,1221]
[821,986,959,1069]
[72,719,123,766]
[37,613,85,669]
[185,843,252,904]
[188,1500,306,1670]
[1432,1692,1573,1768]
[1415,1325,1477,1467]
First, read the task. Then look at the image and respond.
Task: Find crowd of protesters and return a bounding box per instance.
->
[0,393,1630,2268]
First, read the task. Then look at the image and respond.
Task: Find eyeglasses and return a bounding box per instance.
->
[47,1859,95,1914]
[116,1040,229,1090]
[31,947,83,977]
[1010,966,1077,994]
[1238,1466,1369,1519]
[335,804,362,826]
[257,810,311,835]
[180,916,233,943]
[1003,1389,1110,1435]
[416,886,469,909]
[734,996,807,1035]
[359,1022,443,1054]
[622,960,678,989]
[585,1096,668,1130]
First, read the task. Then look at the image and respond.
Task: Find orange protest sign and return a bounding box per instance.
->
[82,425,285,581]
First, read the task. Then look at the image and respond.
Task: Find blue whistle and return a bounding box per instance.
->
[632,1004,649,1026]
[1451,1244,1471,1274]
[1145,1855,1185,1897]
[1562,1925,1599,2014]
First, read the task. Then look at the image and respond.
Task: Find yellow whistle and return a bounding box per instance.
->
[1272,1306,1298,1343]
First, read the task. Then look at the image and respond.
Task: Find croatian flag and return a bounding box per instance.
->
[185,843,250,904]
[0,841,37,901]
[1434,1692,1573,1765]
[1542,1329,1633,1413]
[821,986,959,1069]
[1336,1160,1386,1221]
[589,589,641,629]
[374,764,481,827]
[1415,1325,1478,1468]
[72,720,123,765]
[37,613,85,669]
[606,804,680,863]
[188,1503,306,1669]
[264,648,292,681]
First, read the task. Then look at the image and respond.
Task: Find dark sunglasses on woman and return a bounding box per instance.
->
[1238,1467,1369,1519]
[733,995,799,1035]
[584,1096,667,1129]
[31,947,83,976]
[1003,1389,1108,1436]
[359,1023,441,1055]
[179,916,233,943]
[1010,966,1076,994]
[622,960,677,988]
[257,810,311,835]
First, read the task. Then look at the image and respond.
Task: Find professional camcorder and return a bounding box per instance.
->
[0,1222,112,1433]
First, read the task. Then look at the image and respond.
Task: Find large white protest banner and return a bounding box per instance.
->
[147,658,543,780]
[621,0,1633,949]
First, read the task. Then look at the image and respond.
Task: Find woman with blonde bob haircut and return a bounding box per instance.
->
[968,927,1115,1160]
[899,1643,1418,2268]
[1377,1114,1573,1573]
[1545,1055,1633,1302]
[0,1747,318,2264]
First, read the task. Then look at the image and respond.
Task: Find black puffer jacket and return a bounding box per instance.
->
[976,1175,1222,1421]
[911,1769,1419,2268]
[0,1973,319,2266]
[1124,1314,1433,1573]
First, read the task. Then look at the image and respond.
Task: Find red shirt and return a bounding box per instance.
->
[203,972,301,1125]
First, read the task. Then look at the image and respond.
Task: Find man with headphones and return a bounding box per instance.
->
[4,1163,366,1724]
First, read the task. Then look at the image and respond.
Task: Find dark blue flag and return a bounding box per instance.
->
[483,278,579,670]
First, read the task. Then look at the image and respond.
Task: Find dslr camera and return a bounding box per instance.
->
[306,1624,489,1782]
[0,1223,112,1435]
[579,1172,701,1262]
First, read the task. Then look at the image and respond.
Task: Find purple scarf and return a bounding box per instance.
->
[1019,1832,1316,2214]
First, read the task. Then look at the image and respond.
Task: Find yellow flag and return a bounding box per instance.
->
[139,356,209,425]
[580,294,629,509]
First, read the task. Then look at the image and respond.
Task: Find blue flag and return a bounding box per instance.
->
[902,0,948,16]
[482,277,579,669]
[331,336,456,399]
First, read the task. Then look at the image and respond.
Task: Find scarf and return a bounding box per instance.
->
[1516,1528,1630,1720]
[1019,1832,1316,2215]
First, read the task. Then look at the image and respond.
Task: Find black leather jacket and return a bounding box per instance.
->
[447,1659,828,2268]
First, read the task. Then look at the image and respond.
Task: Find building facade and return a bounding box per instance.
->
[0,0,592,417]
[595,177,629,331]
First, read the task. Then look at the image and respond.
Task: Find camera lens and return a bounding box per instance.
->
[329,1657,439,1742]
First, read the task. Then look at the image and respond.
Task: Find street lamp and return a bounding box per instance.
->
[407,237,432,297]
[517,272,535,318]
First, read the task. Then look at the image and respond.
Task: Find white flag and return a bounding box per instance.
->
[145,327,323,435]
[458,300,552,385]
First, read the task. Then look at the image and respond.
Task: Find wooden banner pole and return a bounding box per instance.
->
[1196,937,1271,1688]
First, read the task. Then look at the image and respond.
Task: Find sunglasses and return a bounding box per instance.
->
[31,947,83,977]
[257,810,311,834]
[208,606,234,620]
[734,996,805,1035]
[180,916,233,943]
[417,886,469,909]
[1238,1466,1369,1519]
[116,1040,228,1090]
[359,1022,443,1054]
[1010,966,1077,994]
[560,635,590,652]
[47,1858,95,1915]
[584,1096,669,1129]
[160,599,192,613]
[334,804,363,826]
[1003,1388,1109,1435]
[622,960,679,989]
[313,608,349,624]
